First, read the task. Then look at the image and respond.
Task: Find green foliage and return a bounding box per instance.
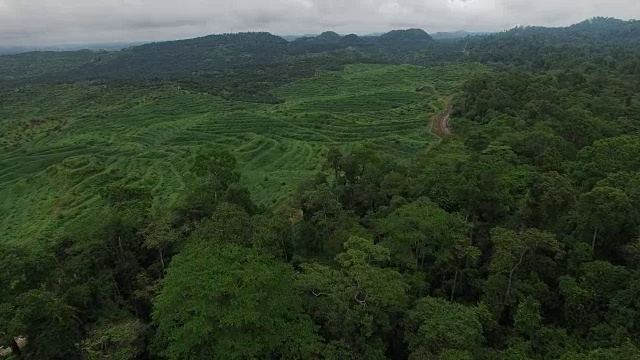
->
[404,297,483,359]
[10,289,81,359]
[297,237,409,358]
[0,63,477,244]
[3,17,640,360]
[375,198,480,300]
[81,318,146,360]
[484,228,561,315]
[577,187,636,250]
[153,243,321,360]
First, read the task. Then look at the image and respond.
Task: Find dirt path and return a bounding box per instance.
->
[431,103,453,137]
[423,103,453,155]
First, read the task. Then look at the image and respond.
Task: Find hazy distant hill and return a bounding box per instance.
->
[377,29,435,50]
[5,18,639,102]
[316,31,342,41]
[0,42,146,56]
[281,34,318,41]
[431,31,491,40]
[289,32,371,53]
[467,17,640,68]
[379,29,434,42]
[0,47,32,55]
[0,28,453,102]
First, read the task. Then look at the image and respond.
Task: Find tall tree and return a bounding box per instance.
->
[484,228,561,314]
[404,297,484,359]
[577,186,635,253]
[376,198,480,299]
[152,242,321,360]
[297,236,409,359]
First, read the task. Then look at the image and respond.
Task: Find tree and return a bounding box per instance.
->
[513,298,542,338]
[0,244,66,358]
[560,343,640,359]
[510,130,567,171]
[179,148,241,221]
[152,242,321,360]
[558,275,596,333]
[577,136,640,186]
[190,202,253,246]
[10,289,81,360]
[523,171,576,231]
[297,236,409,359]
[595,172,640,213]
[417,146,526,229]
[327,147,343,182]
[484,228,560,313]
[139,215,179,270]
[295,183,348,255]
[82,318,146,360]
[404,297,484,359]
[577,186,635,253]
[376,198,480,300]
[250,211,295,260]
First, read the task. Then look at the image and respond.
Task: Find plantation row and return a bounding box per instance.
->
[0,64,479,244]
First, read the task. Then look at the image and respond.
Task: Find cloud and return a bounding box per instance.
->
[0,0,639,45]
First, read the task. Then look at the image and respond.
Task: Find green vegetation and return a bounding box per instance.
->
[0,63,480,245]
[2,17,640,360]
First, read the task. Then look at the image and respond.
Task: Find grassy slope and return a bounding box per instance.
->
[0,50,111,82]
[0,63,486,245]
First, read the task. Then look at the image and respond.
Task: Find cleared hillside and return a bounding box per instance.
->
[0,63,485,245]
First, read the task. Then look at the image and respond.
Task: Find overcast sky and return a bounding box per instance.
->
[1,0,640,46]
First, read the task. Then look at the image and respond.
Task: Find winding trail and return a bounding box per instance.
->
[424,102,453,155]
[431,103,453,137]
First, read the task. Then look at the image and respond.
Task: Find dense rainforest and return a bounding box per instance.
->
[2,16,640,360]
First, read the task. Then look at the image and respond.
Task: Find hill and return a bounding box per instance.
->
[0,29,451,102]
[379,28,434,46]
[431,31,491,40]
[467,17,640,69]
[3,17,640,360]
[0,63,483,245]
[316,31,342,41]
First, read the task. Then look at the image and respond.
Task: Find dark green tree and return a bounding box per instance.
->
[153,242,321,360]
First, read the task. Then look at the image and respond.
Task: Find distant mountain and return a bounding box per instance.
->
[567,17,640,35]
[289,32,370,54]
[466,17,640,69]
[5,17,640,103]
[0,47,33,56]
[0,28,443,101]
[431,31,491,40]
[280,34,318,41]
[0,42,146,56]
[379,29,434,43]
[316,31,342,41]
[496,16,640,39]
[340,34,366,46]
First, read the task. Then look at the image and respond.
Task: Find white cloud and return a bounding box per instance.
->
[0,0,639,45]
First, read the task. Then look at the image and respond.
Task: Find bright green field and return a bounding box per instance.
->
[0,63,485,245]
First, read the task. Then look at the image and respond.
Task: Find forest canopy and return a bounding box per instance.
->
[2,17,640,360]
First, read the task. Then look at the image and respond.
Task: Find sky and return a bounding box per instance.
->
[1,0,640,46]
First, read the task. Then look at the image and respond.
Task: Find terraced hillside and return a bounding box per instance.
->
[0,63,485,245]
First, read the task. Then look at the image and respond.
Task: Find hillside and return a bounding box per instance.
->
[1,29,454,103]
[467,17,640,69]
[0,63,482,245]
[431,31,491,40]
[379,28,434,42]
[2,17,640,360]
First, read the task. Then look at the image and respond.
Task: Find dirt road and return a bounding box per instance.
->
[431,104,453,137]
